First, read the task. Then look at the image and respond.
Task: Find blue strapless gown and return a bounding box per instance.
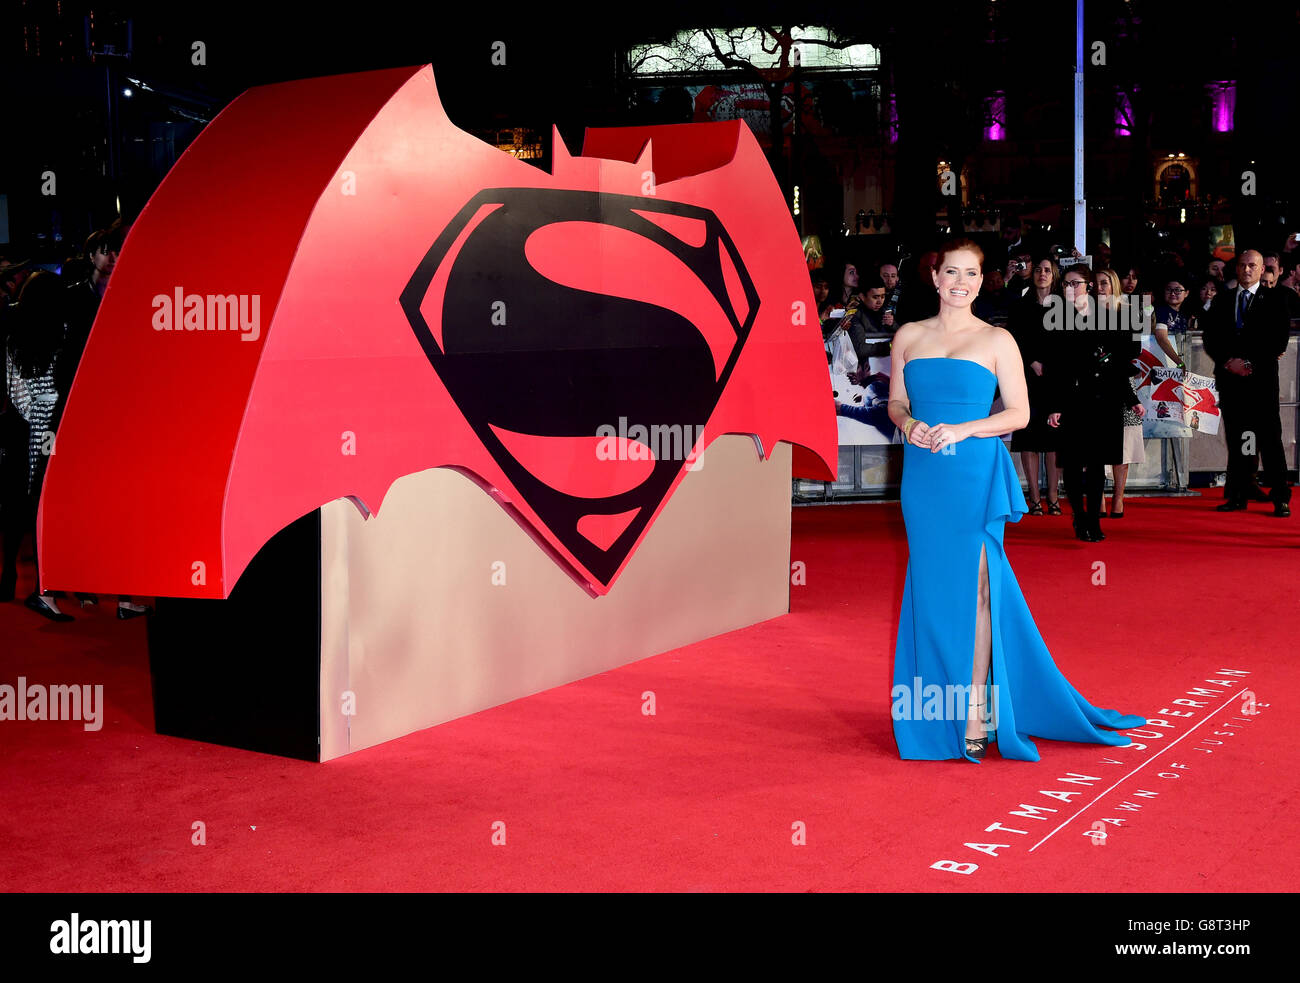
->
[892,358,1146,762]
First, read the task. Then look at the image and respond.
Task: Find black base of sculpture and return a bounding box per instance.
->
[147,510,322,761]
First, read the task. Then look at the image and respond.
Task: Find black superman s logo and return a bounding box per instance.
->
[399,189,760,587]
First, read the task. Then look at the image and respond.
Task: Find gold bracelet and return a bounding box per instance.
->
[903,417,918,438]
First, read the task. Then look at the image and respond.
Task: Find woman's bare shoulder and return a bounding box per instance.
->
[983,322,1017,346]
[984,324,1022,358]
[892,319,934,348]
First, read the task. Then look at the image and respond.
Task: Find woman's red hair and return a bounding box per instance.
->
[934,238,986,271]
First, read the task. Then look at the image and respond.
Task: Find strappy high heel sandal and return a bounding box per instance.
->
[1045,498,1063,515]
[965,701,988,760]
[1027,499,1044,516]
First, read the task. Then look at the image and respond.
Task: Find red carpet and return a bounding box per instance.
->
[1,489,1296,892]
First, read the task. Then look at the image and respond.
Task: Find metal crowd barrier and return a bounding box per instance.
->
[794,329,1299,502]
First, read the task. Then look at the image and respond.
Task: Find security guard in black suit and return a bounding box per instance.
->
[1201,249,1292,516]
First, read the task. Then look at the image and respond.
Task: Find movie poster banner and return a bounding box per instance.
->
[832,355,899,445]
[1133,346,1220,437]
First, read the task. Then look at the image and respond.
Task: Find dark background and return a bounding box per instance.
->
[2,1,1297,267]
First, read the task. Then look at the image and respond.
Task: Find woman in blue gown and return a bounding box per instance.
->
[886,239,1145,762]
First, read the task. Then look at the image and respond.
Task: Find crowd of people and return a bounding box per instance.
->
[0,220,150,623]
[818,220,1300,538]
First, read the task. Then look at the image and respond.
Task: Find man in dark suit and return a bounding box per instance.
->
[1201,249,1292,516]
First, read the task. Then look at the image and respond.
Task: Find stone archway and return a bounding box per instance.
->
[1154,158,1197,203]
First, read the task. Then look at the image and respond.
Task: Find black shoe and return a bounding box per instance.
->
[964,736,988,760]
[1046,498,1063,516]
[1275,502,1291,518]
[25,593,74,622]
[1216,500,1247,512]
[116,603,149,620]
[76,592,99,607]
[1090,522,1106,541]
[1073,520,1096,542]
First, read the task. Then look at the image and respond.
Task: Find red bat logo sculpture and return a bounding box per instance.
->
[38,65,836,599]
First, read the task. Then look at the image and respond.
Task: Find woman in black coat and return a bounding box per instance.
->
[1008,255,1063,514]
[1046,265,1142,542]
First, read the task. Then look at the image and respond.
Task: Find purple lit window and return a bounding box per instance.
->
[1208,82,1236,133]
[984,93,1006,141]
[1114,89,1133,137]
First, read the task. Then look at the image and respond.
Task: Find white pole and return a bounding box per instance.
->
[1074,0,1086,256]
